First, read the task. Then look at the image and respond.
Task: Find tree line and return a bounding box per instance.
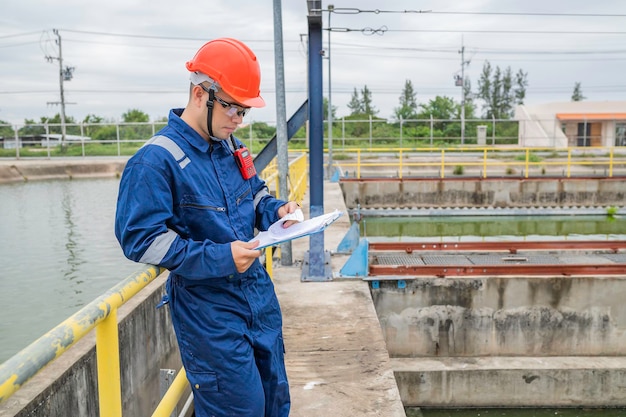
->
[340,60,586,122]
[1,60,587,146]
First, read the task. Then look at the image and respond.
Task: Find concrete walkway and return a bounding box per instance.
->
[274,181,406,417]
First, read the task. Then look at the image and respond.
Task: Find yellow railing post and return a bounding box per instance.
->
[609,147,614,177]
[483,148,487,178]
[96,308,122,417]
[567,149,572,178]
[357,149,361,179]
[266,246,273,278]
[440,149,445,178]
[525,149,530,179]
[399,149,403,179]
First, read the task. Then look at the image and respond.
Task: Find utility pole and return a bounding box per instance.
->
[273,0,293,265]
[326,4,334,178]
[45,29,75,148]
[455,39,470,145]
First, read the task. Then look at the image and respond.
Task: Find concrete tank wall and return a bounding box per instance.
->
[340,177,626,209]
[0,272,184,417]
[393,357,626,408]
[372,276,626,358]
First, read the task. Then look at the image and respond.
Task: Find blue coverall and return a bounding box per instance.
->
[115,108,291,417]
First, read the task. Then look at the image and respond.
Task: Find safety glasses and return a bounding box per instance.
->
[199,84,250,118]
[214,96,250,118]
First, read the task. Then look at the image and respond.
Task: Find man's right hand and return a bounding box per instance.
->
[231,240,262,273]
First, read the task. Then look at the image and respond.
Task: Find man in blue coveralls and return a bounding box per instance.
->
[115,38,297,416]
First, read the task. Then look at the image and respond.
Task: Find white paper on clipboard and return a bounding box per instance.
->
[250,209,343,249]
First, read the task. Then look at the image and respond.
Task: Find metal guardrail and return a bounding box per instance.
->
[7,115,624,156]
[7,115,624,159]
[333,146,626,179]
[0,265,165,416]
[260,153,308,203]
[151,367,189,417]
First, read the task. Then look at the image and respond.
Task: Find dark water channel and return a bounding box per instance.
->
[359,214,626,241]
[409,408,626,417]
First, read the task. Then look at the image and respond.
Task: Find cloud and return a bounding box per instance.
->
[1,0,625,126]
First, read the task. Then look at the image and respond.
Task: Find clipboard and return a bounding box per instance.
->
[250,209,344,249]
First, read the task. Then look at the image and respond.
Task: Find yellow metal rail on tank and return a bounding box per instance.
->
[0,265,165,417]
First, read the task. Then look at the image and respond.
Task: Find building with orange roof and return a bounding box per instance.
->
[514,101,626,148]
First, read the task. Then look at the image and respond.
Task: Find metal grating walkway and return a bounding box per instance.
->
[368,240,626,277]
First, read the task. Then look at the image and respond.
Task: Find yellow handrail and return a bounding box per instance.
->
[0,265,164,412]
[151,367,188,417]
[327,146,625,179]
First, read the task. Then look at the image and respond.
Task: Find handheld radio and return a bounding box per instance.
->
[233,144,256,180]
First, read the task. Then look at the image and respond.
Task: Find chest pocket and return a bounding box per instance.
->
[180,194,232,242]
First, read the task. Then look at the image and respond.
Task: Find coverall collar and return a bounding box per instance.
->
[169,108,211,153]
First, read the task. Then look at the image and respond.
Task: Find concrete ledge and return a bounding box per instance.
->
[0,158,128,184]
[0,165,25,183]
[340,177,626,209]
[392,356,626,408]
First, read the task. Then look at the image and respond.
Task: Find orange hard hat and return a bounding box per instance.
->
[186,38,265,108]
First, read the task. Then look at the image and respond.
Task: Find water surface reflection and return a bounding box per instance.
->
[0,178,139,363]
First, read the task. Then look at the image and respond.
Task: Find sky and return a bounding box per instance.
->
[1,0,626,126]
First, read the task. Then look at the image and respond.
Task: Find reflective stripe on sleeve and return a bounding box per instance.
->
[138,229,178,264]
[253,187,270,210]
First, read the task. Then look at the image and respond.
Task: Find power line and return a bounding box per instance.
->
[0,31,42,39]
[58,29,299,44]
[0,40,41,48]
[329,8,626,18]
[0,28,295,46]
[330,27,626,35]
[431,11,626,18]
[331,41,626,56]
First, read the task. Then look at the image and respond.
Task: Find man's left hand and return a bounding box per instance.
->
[277,201,301,228]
